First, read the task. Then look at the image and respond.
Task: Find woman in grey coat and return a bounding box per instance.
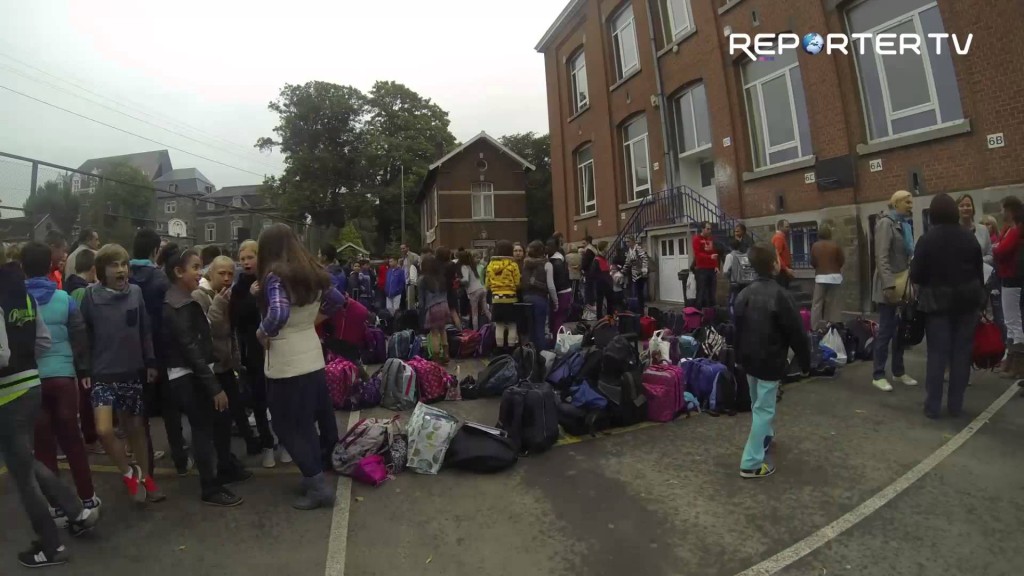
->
[871,190,920,392]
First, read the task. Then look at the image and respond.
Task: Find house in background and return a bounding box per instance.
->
[0,213,55,244]
[416,132,535,252]
[74,150,174,194]
[151,168,215,245]
[195,184,279,252]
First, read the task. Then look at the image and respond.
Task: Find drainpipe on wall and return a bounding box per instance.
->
[645,0,676,192]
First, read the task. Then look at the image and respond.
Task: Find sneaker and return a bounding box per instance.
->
[49,506,68,528]
[57,450,67,461]
[217,467,254,485]
[279,447,293,464]
[122,465,144,503]
[18,545,68,568]
[142,476,167,503]
[740,463,777,479]
[894,374,919,386]
[261,448,276,469]
[82,495,102,512]
[872,378,894,392]
[67,507,100,538]
[85,442,106,455]
[202,487,243,507]
[177,456,195,477]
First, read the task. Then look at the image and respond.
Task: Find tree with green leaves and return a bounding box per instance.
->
[76,163,153,245]
[24,177,79,234]
[499,132,553,242]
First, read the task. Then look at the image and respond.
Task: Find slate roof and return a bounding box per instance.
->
[77,150,173,181]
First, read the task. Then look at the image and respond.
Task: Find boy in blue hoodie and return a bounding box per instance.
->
[20,242,100,525]
[384,257,406,315]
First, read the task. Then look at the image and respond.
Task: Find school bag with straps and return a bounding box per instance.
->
[597,368,647,428]
[324,355,360,409]
[454,329,482,359]
[478,323,497,357]
[379,358,417,411]
[972,314,1005,369]
[601,334,639,377]
[331,416,402,475]
[546,349,585,393]
[444,422,518,474]
[387,329,420,361]
[406,357,450,404]
[513,343,545,382]
[362,326,387,365]
[497,381,560,455]
[476,355,519,397]
[681,358,729,411]
[732,253,758,285]
[346,366,382,410]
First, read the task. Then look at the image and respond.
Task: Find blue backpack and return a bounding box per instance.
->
[681,358,728,411]
[546,350,584,392]
[569,380,607,410]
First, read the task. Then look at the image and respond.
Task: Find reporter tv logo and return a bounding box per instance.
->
[729,32,973,61]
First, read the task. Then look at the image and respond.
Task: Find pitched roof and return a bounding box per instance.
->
[429,131,535,172]
[77,150,173,181]
[207,184,264,199]
[153,168,213,186]
[535,0,585,52]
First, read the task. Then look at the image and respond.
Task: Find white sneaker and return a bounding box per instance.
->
[895,374,919,386]
[261,448,276,469]
[872,378,893,392]
[279,447,293,464]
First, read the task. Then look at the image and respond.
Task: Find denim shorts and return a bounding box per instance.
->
[91,379,145,415]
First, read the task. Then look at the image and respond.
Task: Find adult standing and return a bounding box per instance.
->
[64,228,99,280]
[624,235,650,312]
[692,222,719,308]
[992,196,1023,376]
[734,223,754,254]
[547,238,572,336]
[771,220,793,289]
[910,194,986,418]
[957,194,993,265]
[809,224,845,329]
[871,190,919,392]
[521,241,557,350]
[566,242,582,301]
[400,244,420,310]
[580,237,598,313]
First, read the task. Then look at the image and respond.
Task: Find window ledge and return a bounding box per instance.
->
[718,0,745,15]
[568,105,590,123]
[609,67,641,93]
[742,155,817,182]
[574,212,598,222]
[657,28,698,58]
[618,199,645,210]
[856,119,972,155]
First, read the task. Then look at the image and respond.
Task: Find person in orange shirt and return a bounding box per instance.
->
[44,231,67,290]
[772,220,793,289]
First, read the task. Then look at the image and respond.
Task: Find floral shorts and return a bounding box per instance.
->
[91,379,145,416]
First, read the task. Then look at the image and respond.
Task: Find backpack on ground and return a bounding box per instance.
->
[642,362,686,422]
[387,329,418,360]
[362,326,388,365]
[664,310,686,336]
[681,358,728,411]
[602,335,639,377]
[331,416,401,475]
[617,312,640,337]
[346,368,383,410]
[597,369,647,428]
[847,318,878,360]
[973,315,1005,369]
[682,307,703,333]
[717,346,750,413]
[324,355,359,409]
[379,358,417,411]
[497,381,560,454]
[444,422,518,473]
[513,343,545,382]
[640,316,657,340]
[478,323,497,357]
[557,401,610,437]
[592,317,619,348]
[546,349,585,392]
[406,357,449,404]
[454,329,482,359]
[476,355,519,397]
[406,402,459,475]
[695,325,726,359]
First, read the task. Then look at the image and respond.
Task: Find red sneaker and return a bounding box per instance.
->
[143,476,167,503]
[122,465,144,503]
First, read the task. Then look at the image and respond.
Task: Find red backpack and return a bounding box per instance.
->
[972,315,1005,369]
[407,357,450,404]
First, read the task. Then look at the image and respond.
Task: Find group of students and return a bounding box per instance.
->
[1,223,348,568]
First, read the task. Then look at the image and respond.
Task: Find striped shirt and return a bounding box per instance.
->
[259,273,347,337]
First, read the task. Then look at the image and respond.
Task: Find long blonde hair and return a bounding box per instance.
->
[238,239,258,257]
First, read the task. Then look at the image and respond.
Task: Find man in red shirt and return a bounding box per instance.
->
[772,220,793,289]
[692,222,719,308]
[44,230,67,290]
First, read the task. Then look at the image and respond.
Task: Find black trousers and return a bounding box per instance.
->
[695,268,717,308]
[244,354,275,450]
[169,374,235,496]
[217,371,256,449]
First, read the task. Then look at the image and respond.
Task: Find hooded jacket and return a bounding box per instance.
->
[130,259,170,363]
[25,277,88,379]
[385,267,406,298]
[163,284,219,397]
[80,283,155,382]
[486,256,521,302]
[63,274,90,296]
[192,283,240,374]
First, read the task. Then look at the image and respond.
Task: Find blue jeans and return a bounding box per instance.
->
[524,293,550,350]
[741,375,778,470]
[873,303,906,381]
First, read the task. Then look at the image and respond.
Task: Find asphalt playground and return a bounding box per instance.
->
[2,346,1023,576]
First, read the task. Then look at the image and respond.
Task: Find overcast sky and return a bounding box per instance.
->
[0,0,564,215]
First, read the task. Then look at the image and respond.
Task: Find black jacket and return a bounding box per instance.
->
[230,273,263,371]
[63,274,89,295]
[734,277,810,381]
[162,284,219,397]
[130,263,170,363]
[910,224,987,315]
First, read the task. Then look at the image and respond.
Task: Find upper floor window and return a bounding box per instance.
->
[231,219,243,240]
[611,5,640,81]
[847,0,964,142]
[576,145,596,216]
[742,46,813,170]
[164,200,177,214]
[661,0,693,42]
[204,185,213,194]
[167,184,178,193]
[71,175,81,193]
[232,196,242,207]
[623,115,651,202]
[205,222,216,242]
[471,182,495,220]
[206,201,215,211]
[674,83,712,157]
[569,49,590,115]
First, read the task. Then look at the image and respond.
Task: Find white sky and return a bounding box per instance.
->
[0,0,564,214]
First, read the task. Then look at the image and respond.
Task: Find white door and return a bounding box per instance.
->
[656,234,690,303]
[698,160,719,210]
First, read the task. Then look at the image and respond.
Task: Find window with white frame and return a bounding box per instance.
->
[231,220,242,240]
[204,185,213,194]
[167,184,177,193]
[205,222,216,242]
[262,219,273,230]
[847,0,964,142]
[569,49,589,114]
[674,83,712,156]
[742,47,813,170]
[576,145,596,215]
[623,115,651,202]
[471,182,495,220]
[164,200,177,214]
[206,201,215,211]
[611,5,639,81]
[661,0,693,42]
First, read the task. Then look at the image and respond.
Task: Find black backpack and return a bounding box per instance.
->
[592,318,619,349]
[847,318,877,360]
[710,346,750,416]
[557,400,609,437]
[597,370,647,428]
[513,343,545,382]
[476,355,519,397]
[601,335,638,377]
[497,382,560,454]
[444,422,518,473]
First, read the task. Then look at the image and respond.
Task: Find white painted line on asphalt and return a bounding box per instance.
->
[736,379,1022,576]
[325,410,360,576]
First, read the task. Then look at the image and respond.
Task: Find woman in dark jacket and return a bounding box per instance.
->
[910,194,987,419]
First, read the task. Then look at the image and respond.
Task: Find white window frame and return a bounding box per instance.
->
[569,50,589,114]
[471,182,495,220]
[431,186,439,229]
[611,6,640,80]
[743,62,809,170]
[231,219,243,240]
[204,185,213,194]
[662,0,693,40]
[675,84,713,158]
[576,145,596,216]
[205,222,216,242]
[164,200,176,214]
[167,184,177,193]
[623,116,651,202]
[206,201,215,211]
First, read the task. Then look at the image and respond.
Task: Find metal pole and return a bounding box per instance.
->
[400,164,405,245]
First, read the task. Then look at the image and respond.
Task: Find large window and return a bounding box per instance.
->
[576,145,596,215]
[471,182,494,220]
[231,219,242,240]
[847,0,964,141]
[661,0,693,41]
[742,47,813,170]
[611,6,639,81]
[205,222,216,242]
[674,83,712,156]
[569,50,589,115]
[622,116,651,202]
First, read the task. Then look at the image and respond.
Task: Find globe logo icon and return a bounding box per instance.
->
[802,33,825,55]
